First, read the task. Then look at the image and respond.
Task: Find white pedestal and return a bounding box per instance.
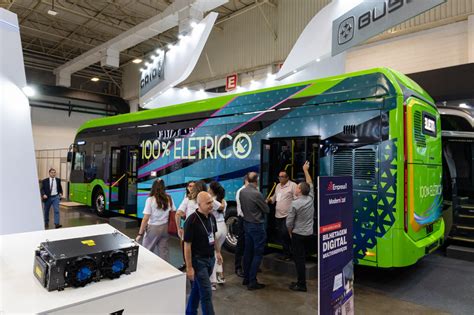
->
[0,224,185,314]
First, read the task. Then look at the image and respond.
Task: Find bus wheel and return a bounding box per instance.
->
[94,190,106,217]
[224,215,239,252]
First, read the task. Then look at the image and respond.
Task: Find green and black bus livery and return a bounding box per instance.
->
[69,68,444,268]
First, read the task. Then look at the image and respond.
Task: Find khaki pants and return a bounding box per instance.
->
[142,223,169,262]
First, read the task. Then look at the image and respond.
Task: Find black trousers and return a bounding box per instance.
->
[235,216,245,271]
[291,233,312,286]
[276,217,292,257]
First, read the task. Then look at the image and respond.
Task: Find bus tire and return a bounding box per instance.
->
[224,206,239,252]
[93,189,106,217]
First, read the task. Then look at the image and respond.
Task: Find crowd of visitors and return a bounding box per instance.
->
[136,162,315,314]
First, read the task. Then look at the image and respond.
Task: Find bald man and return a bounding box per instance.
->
[184,191,223,315]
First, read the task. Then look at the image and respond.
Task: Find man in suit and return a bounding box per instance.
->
[41,168,63,229]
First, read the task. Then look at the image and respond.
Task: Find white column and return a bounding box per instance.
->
[0,9,44,234]
[468,15,474,63]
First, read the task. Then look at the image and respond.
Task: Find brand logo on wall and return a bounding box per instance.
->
[338,17,354,45]
[139,50,165,97]
[332,0,446,56]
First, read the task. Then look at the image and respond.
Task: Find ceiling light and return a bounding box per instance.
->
[459,103,470,108]
[316,58,321,62]
[91,77,99,82]
[48,0,57,16]
[22,86,35,97]
[132,58,142,64]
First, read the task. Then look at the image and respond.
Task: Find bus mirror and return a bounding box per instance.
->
[67,152,73,162]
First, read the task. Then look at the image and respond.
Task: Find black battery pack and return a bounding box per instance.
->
[33,232,139,291]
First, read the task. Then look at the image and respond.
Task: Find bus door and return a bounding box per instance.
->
[260,137,320,246]
[109,146,139,214]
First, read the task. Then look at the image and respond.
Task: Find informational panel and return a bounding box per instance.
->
[318,176,354,315]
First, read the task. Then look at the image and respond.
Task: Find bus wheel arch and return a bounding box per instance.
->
[92,186,106,217]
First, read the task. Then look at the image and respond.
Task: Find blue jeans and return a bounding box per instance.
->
[43,195,60,225]
[243,221,266,286]
[186,256,215,315]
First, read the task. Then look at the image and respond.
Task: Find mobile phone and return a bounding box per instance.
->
[180,217,185,229]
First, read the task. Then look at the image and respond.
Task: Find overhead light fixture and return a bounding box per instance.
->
[316,58,321,62]
[22,86,36,97]
[47,0,58,16]
[132,58,142,64]
[91,77,99,82]
[459,103,470,108]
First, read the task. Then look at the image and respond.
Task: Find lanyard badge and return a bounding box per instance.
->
[196,211,215,246]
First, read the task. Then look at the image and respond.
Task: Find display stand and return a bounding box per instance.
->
[0,224,185,314]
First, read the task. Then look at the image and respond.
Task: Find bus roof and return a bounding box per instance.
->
[77,67,433,134]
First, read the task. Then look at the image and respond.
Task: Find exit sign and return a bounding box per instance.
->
[226,74,238,91]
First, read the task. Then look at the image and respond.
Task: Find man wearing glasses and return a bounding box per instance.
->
[267,170,297,261]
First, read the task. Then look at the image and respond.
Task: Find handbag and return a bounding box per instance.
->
[168,210,178,235]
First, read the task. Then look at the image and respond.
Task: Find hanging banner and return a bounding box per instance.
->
[332,0,446,56]
[318,176,354,315]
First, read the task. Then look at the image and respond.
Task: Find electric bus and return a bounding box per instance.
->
[68,68,444,268]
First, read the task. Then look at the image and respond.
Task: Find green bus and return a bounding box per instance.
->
[69,67,444,268]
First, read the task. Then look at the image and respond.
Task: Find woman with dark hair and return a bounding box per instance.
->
[136,179,175,262]
[209,181,228,290]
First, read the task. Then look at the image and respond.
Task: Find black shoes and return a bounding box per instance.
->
[44,224,48,229]
[289,282,307,292]
[277,255,292,262]
[248,283,266,291]
[55,224,62,229]
[243,279,266,290]
[235,269,245,278]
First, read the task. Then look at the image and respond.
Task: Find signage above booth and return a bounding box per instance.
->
[139,50,165,98]
[331,0,446,56]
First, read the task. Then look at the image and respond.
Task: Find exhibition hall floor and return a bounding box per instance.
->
[48,205,474,315]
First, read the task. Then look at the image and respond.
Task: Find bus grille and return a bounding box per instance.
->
[333,148,376,181]
[414,111,427,147]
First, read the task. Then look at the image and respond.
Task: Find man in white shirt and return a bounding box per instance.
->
[234,174,248,277]
[40,168,63,229]
[267,170,297,261]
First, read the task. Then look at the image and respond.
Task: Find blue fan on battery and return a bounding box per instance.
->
[65,256,97,288]
[102,250,129,279]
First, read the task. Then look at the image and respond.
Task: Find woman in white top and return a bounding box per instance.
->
[136,179,175,262]
[208,181,228,290]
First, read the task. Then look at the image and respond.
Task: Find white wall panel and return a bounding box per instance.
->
[31,107,102,150]
[346,20,469,74]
